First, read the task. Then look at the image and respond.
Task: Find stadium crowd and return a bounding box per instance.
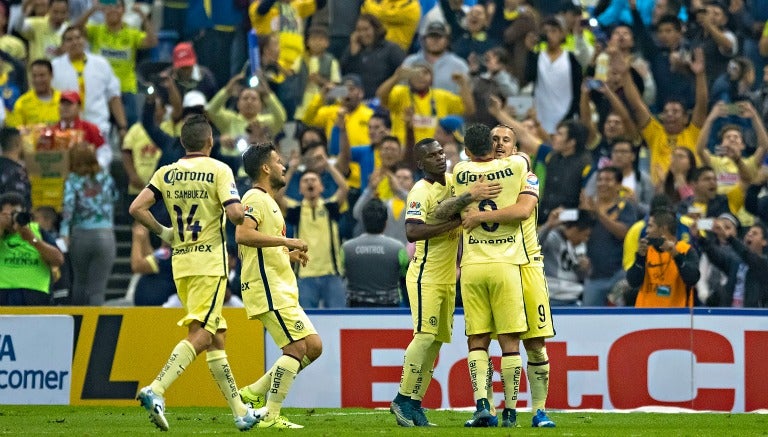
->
[1,0,768,309]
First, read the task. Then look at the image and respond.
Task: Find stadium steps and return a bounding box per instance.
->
[105,224,133,301]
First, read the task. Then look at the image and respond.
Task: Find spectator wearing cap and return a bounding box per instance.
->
[525,16,583,135]
[51,26,127,147]
[377,61,473,145]
[51,90,109,167]
[293,26,341,120]
[167,42,218,100]
[340,13,405,99]
[689,215,768,308]
[71,0,158,128]
[303,74,373,148]
[7,59,60,128]
[402,21,469,95]
[18,0,69,62]
[360,0,421,52]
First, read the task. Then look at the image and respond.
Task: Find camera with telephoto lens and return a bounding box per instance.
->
[13,211,31,226]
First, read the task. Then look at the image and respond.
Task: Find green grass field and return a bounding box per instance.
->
[1,406,768,436]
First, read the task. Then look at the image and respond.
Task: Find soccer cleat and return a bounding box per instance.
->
[464,398,493,427]
[487,414,499,427]
[234,406,266,431]
[137,386,169,431]
[238,387,266,408]
[389,400,415,427]
[410,404,436,427]
[532,409,556,428]
[501,408,518,427]
[257,415,304,429]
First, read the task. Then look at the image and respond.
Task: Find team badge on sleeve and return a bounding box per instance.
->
[523,172,539,195]
[406,201,422,216]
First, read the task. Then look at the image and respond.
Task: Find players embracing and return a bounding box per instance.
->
[434,123,556,428]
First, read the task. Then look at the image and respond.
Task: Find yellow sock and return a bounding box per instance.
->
[150,339,196,396]
[207,350,248,417]
[485,358,496,415]
[500,354,523,410]
[526,347,550,411]
[399,333,433,397]
[244,363,276,398]
[412,340,441,400]
[265,355,300,420]
[467,349,489,402]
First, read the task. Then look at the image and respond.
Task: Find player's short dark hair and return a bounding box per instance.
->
[651,209,677,235]
[179,114,212,152]
[464,123,492,157]
[362,198,388,234]
[243,142,276,180]
[414,137,438,159]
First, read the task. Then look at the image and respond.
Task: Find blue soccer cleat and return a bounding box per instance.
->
[532,409,556,428]
[390,400,415,427]
[464,398,493,427]
[501,408,518,427]
[234,406,266,431]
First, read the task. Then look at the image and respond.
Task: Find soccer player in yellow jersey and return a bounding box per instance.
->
[129,115,261,431]
[461,124,556,428]
[434,123,531,427]
[390,138,499,427]
[236,142,323,429]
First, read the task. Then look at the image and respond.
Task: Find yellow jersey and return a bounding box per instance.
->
[6,90,61,128]
[147,154,240,278]
[405,174,461,285]
[642,118,700,186]
[518,171,542,265]
[387,85,464,145]
[453,155,531,266]
[123,122,162,195]
[85,24,146,93]
[239,188,300,316]
[285,196,344,278]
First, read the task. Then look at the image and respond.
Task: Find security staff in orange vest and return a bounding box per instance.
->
[628,208,701,307]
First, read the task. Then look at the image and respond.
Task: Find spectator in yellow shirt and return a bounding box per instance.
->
[122,94,164,198]
[19,0,69,62]
[7,59,60,128]
[302,74,373,148]
[71,0,158,127]
[376,62,474,144]
[360,0,421,52]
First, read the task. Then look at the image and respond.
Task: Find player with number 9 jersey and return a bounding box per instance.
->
[452,155,532,266]
[148,156,241,278]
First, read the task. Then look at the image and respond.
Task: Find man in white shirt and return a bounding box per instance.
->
[51,25,127,157]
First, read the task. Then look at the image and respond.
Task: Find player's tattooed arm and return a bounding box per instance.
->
[433,178,502,220]
[434,192,474,220]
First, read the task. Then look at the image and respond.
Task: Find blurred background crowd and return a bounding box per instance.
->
[1,0,768,309]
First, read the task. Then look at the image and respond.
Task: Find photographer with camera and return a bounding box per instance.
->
[628,208,700,308]
[0,192,64,306]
